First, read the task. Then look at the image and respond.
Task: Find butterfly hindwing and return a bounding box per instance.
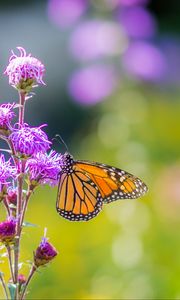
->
[75,160,148,204]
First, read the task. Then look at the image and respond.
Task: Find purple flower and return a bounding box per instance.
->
[0,103,15,134]
[0,155,15,194]
[27,150,62,186]
[48,0,87,28]
[70,20,128,61]
[9,124,51,158]
[69,64,118,105]
[4,47,45,92]
[34,237,58,267]
[0,217,16,244]
[122,41,167,82]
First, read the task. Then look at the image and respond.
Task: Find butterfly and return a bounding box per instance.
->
[56,152,148,221]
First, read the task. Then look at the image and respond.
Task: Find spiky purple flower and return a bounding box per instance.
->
[4,47,45,92]
[27,150,62,186]
[0,155,16,194]
[9,124,51,158]
[34,237,58,267]
[0,103,15,136]
[0,217,16,244]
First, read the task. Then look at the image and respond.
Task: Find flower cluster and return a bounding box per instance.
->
[4,47,45,92]
[9,124,51,158]
[0,47,59,299]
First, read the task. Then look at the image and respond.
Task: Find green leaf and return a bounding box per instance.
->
[22,221,38,228]
[8,283,17,300]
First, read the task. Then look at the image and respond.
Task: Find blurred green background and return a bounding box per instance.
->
[1,0,180,299]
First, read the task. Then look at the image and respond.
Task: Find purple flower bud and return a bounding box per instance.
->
[0,217,16,244]
[27,150,62,187]
[0,103,15,136]
[18,274,26,285]
[6,188,17,217]
[9,124,51,158]
[34,237,58,267]
[4,47,45,92]
[6,188,17,206]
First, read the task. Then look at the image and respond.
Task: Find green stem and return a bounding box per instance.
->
[6,245,15,283]
[14,91,26,300]
[18,92,26,128]
[20,265,36,300]
[20,186,33,230]
[0,272,8,299]
[3,198,10,217]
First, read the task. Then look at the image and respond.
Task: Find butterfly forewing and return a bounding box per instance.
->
[75,160,148,204]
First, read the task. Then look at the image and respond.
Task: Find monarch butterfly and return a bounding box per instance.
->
[56,152,148,221]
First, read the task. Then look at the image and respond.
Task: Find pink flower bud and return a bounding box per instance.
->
[34,237,58,267]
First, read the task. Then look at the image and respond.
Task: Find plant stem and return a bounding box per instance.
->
[20,265,36,300]
[6,138,18,166]
[3,198,10,217]
[0,272,8,299]
[14,91,26,300]
[14,172,23,286]
[18,92,26,128]
[20,186,33,229]
[6,245,15,283]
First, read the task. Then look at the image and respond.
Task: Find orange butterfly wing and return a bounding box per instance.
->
[56,153,148,222]
[56,165,103,221]
[75,160,148,204]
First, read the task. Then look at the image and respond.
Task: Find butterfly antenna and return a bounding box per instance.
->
[53,134,69,152]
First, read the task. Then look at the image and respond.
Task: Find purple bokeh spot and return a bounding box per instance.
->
[119,0,149,6]
[123,41,167,82]
[69,65,118,105]
[120,6,156,38]
[70,20,126,61]
[47,0,87,28]
[160,37,180,85]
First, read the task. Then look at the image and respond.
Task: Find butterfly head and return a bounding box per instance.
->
[60,152,74,174]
